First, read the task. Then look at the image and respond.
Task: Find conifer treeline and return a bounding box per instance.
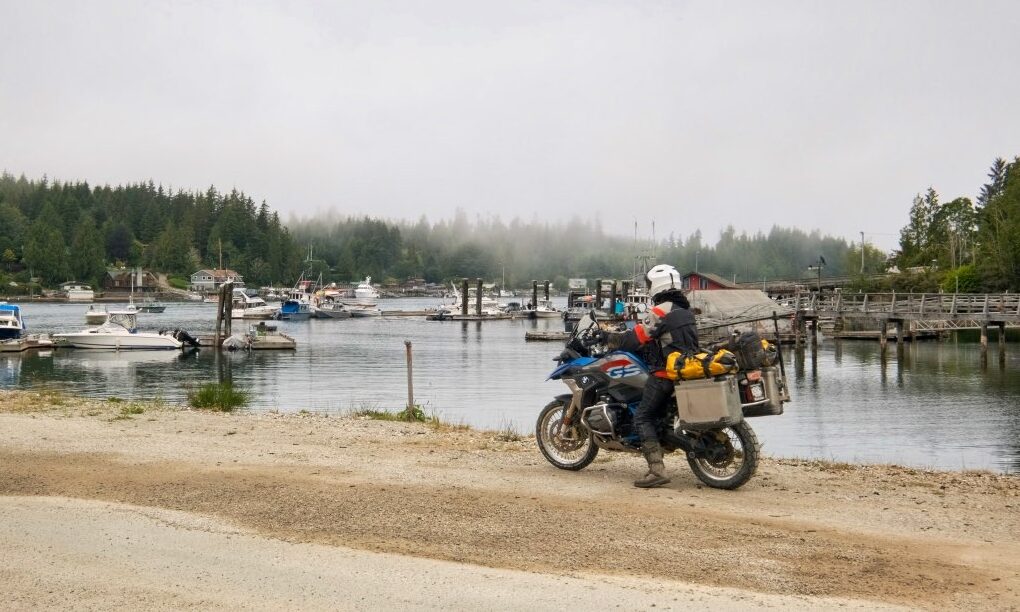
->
[1,172,859,291]
[0,174,300,287]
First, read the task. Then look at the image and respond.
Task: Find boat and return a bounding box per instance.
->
[314,298,352,319]
[85,304,108,326]
[137,297,167,313]
[63,283,95,302]
[531,298,562,319]
[347,305,382,317]
[202,295,219,304]
[0,302,26,340]
[277,275,318,320]
[230,288,278,320]
[53,312,183,350]
[344,276,380,307]
[185,292,204,302]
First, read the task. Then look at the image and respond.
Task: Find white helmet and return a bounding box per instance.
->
[646,264,682,299]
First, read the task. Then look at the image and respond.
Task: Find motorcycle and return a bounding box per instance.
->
[536,310,789,489]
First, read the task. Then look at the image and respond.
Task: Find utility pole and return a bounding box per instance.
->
[860,231,865,274]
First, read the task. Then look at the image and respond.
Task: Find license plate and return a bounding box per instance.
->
[750,383,765,401]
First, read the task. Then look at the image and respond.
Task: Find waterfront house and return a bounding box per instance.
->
[682,272,740,291]
[190,269,243,292]
[104,268,159,293]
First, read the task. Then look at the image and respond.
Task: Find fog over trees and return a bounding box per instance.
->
[3,157,1018,293]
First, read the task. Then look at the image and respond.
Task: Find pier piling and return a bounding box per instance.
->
[594,279,602,311]
[980,323,988,363]
[879,320,888,356]
[999,322,1006,363]
[895,320,904,346]
[404,340,414,410]
[475,278,482,316]
[609,281,618,316]
[543,280,550,302]
[461,279,469,316]
[532,281,538,311]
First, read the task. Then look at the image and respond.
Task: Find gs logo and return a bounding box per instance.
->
[601,359,642,379]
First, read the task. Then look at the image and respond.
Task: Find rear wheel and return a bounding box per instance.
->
[536,399,599,470]
[686,421,760,489]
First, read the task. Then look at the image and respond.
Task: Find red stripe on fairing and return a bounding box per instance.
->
[600,359,633,372]
[634,325,649,344]
[651,306,666,318]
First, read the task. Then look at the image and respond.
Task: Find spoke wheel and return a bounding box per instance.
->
[686,421,760,489]
[536,400,599,470]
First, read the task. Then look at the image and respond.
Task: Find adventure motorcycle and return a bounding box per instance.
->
[536,311,789,489]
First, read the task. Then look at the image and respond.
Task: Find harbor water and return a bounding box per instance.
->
[2,300,1019,473]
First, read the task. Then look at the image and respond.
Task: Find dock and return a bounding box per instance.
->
[525,330,571,342]
[0,336,55,353]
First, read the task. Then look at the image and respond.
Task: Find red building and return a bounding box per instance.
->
[681,272,739,291]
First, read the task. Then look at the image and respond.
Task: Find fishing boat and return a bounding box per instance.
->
[231,288,278,320]
[277,275,318,320]
[0,302,26,340]
[54,311,183,350]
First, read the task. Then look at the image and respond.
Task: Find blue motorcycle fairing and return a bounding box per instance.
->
[547,356,597,380]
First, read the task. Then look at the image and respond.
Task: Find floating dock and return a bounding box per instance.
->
[0,336,55,352]
[525,330,571,342]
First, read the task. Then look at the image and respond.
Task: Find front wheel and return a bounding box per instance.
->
[536,399,599,470]
[686,421,760,490]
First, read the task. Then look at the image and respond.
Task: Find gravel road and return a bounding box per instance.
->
[1,391,1017,610]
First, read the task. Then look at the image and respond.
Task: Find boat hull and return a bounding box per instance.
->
[53,332,182,350]
[348,308,382,317]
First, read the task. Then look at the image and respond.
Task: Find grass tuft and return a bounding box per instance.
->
[187,382,250,412]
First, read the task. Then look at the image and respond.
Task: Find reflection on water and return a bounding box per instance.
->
[2,301,1019,473]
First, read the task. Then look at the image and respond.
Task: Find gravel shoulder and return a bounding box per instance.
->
[1,390,1018,610]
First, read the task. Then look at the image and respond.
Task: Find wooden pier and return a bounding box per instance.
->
[789,291,1018,362]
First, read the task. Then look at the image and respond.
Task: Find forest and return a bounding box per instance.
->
[1,155,1017,293]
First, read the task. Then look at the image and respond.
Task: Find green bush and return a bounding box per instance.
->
[168,276,189,290]
[187,382,250,412]
[940,264,980,293]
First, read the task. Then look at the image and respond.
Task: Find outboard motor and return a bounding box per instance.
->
[171,329,201,348]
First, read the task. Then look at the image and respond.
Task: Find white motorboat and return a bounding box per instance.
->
[348,305,382,317]
[314,298,352,319]
[54,312,182,350]
[0,302,26,340]
[85,304,108,326]
[137,297,167,313]
[345,276,380,307]
[531,299,562,319]
[231,288,278,319]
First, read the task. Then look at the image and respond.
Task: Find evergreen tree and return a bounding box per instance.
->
[70,216,106,285]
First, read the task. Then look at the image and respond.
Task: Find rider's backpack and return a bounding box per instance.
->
[725,331,769,370]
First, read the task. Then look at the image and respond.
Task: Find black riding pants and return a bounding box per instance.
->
[633,375,674,447]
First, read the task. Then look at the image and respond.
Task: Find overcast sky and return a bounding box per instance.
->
[2,1,1019,251]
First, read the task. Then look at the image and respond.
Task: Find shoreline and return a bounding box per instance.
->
[2,389,1018,609]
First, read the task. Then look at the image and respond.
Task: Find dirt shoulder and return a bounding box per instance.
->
[1,390,1018,610]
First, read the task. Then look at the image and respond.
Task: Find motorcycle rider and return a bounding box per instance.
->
[605,264,698,488]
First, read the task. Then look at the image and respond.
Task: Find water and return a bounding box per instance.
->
[3,300,1019,473]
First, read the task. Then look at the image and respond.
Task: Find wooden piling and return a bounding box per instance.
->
[594,279,602,311]
[223,282,233,338]
[879,319,888,356]
[532,280,538,311]
[794,315,802,348]
[475,278,482,316]
[404,340,414,410]
[998,322,1006,363]
[895,320,904,345]
[810,318,818,348]
[543,280,550,301]
[980,322,988,363]
[461,279,469,315]
[609,281,618,317]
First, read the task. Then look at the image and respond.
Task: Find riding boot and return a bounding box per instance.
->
[634,442,670,488]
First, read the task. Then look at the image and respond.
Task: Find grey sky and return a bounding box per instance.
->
[2,1,1019,252]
